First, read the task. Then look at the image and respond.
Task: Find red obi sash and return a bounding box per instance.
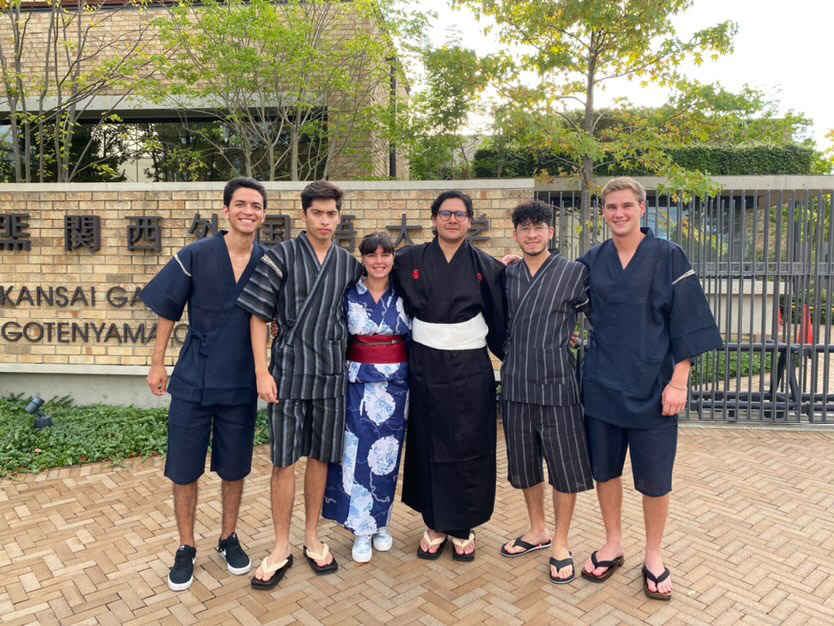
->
[347,334,408,364]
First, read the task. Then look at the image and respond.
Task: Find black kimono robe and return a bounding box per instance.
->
[393,238,506,532]
[578,228,723,428]
[139,232,264,406]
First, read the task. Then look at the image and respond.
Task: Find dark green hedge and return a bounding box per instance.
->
[473,145,816,178]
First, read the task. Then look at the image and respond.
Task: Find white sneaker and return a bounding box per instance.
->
[352,535,373,563]
[373,528,393,552]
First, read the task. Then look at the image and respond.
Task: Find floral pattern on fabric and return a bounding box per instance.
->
[323,278,411,535]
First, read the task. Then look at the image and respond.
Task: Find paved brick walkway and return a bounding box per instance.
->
[2,425,833,625]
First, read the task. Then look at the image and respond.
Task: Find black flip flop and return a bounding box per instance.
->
[303,544,338,575]
[549,554,575,585]
[416,531,447,560]
[500,536,553,558]
[642,565,672,601]
[452,532,475,562]
[250,554,293,590]
[580,551,625,582]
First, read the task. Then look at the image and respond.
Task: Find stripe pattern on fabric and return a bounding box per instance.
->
[237,233,362,400]
[501,255,589,406]
[503,400,593,493]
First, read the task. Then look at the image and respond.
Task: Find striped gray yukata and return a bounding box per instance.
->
[237,232,362,467]
[501,253,593,493]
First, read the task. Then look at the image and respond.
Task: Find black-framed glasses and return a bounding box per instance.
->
[438,209,469,221]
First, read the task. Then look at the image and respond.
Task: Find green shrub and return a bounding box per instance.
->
[0,396,270,478]
[473,144,816,178]
[691,351,773,385]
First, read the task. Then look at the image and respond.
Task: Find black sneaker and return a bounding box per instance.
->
[167,545,196,591]
[217,532,251,575]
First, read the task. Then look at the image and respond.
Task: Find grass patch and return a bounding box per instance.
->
[0,395,270,478]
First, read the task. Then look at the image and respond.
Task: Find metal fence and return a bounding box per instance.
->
[536,179,834,424]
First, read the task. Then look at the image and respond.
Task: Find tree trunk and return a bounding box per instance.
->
[290,127,299,181]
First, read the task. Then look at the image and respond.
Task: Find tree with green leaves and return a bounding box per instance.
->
[151,0,422,181]
[457,0,749,249]
[0,0,157,182]
[404,45,500,180]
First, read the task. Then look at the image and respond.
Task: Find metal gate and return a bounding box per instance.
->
[536,178,834,424]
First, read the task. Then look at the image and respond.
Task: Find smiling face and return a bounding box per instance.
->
[301,198,341,245]
[431,197,472,244]
[362,245,394,281]
[513,220,553,257]
[602,188,645,240]
[223,187,266,235]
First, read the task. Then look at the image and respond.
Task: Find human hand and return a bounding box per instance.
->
[256,370,278,403]
[569,332,580,348]
[270,320,279,338]
[661,383,687,416]
[147,364,167,396]
[501,254,521,266]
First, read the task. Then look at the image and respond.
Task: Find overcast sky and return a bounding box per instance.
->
[424,0,834,148]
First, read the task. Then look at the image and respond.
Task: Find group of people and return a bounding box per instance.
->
[142,175,721,602]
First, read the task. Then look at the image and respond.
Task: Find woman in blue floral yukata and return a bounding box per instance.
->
[323,232,411,563]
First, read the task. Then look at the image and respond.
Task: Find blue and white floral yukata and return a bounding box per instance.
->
[323,278,411,537]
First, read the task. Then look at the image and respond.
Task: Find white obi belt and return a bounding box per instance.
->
[412,313,488,351]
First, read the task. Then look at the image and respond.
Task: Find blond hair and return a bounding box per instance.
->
[600,177,646,205]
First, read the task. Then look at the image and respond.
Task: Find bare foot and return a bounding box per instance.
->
[304,536,333,568]
[254,545,290,581]
[550,546,573,581]
[419,529,446,555]
[502,530,552,555]
[644,555,673,595]
[582,541,624,577]
[453,533,475,557]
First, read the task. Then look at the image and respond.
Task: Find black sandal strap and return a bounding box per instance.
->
[549,556,574,569]
[591,551,624,569]
[642,565,670,584]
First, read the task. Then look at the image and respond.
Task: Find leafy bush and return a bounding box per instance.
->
[473,144,816,178]
[0,396,269,478]
[691,351,773,385]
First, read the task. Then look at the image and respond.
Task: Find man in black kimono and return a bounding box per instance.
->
[392,190,506,562]
[141,177,267,591]
[578,177,722,600]
[238,181,362,588]
[499,201,594,585]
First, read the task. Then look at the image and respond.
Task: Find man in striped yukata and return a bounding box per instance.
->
[499,200,594,585]
[237,180,362,589]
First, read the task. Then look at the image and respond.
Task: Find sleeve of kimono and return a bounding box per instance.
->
[138,245,193,321]
[237,247,285,321]
[392,245,417,318]
[351,255,364,283]
[669,245,723,362]
[477,250,507,360]
[574,263,590,315]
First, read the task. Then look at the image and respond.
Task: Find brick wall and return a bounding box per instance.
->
[0,180,533,369]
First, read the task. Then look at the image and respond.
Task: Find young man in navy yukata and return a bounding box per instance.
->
[238,180,362,589]
[141,177,268,591]
[578,177,722,600]
[499,201,594,585]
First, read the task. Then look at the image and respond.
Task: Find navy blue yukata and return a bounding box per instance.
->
[578,228,722,496]
[140,233,265,405]
[140,232,265,484]
[578,228,722,428]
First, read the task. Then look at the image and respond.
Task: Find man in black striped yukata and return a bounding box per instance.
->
[237,181,362,589]
[498,200,594,586]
